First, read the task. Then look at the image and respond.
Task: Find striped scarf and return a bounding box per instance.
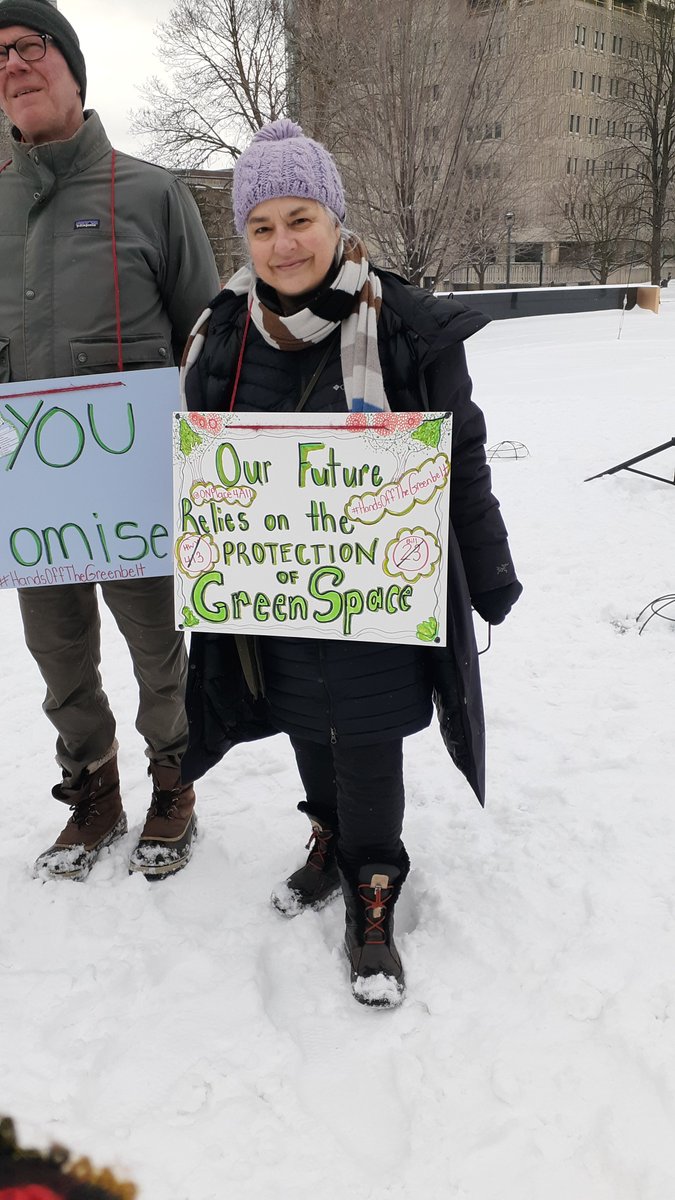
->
[181,233,389,413]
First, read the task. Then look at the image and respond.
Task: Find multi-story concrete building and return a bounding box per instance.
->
[453,0,659,284]
[289,0,660,285]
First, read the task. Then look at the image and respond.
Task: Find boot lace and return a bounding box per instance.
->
[305,826,333,872]
[68,798,99,828]
[67,773,103,828]
[358,883,392,944]
[149,785,180,820]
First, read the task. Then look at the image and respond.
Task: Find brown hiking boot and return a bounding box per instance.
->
[128,764,197,880]
[271,811,340,917]
[34,757,127,882]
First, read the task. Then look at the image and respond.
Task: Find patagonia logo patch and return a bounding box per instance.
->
[74,218,100,229]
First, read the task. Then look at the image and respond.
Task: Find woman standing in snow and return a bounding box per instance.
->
[181,119,521,1008]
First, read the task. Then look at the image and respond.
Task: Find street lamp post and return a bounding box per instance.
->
[505,210,514,287]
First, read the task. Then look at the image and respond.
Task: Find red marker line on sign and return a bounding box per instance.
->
[0,381,126,401]
[231,424,360,433]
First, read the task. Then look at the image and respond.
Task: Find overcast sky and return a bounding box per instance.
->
[60,0,169,156]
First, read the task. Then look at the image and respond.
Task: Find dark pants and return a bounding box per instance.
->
[289,736,405,868]
[18,577,188,781]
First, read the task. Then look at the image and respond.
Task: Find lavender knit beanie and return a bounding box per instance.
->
[233,118,346,234]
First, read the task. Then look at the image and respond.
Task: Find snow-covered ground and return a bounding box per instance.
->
[2,297,675,1200]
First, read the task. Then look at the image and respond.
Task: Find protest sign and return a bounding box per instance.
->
[173,410,452,646]
[0,369,178,589]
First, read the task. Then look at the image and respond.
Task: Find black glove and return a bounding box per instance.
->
[472,581,523,626]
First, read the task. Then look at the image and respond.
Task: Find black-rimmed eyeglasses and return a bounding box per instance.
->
[0,33,53,69]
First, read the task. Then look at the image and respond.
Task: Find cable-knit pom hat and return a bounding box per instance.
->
[233,118,346,234]
[0,0,87,104]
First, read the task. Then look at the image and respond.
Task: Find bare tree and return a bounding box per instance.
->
[554,168,642,283]
[132,0,516,284]
[448,164,518,287]
[131,0,287,167]
[284,0,364,146]
[312,0,516,285]
[618,2,675,282]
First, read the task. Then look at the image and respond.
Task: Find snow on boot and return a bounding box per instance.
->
[34,757,127,882]
[339,851,410,1008]
[128,764,197,880]
[271,811,340,917]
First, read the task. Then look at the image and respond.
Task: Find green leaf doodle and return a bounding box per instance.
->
[182,606,199,628]
[179,418,203,456]
[412,419,443,449]
[416,616,438,642]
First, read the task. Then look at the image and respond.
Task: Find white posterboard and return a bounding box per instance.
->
[0,369,178,589]
[173,410,452,646]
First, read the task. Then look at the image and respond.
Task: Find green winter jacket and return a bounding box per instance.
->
[0,110,220,383]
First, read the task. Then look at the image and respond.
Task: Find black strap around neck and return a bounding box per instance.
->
[295,330,340,412]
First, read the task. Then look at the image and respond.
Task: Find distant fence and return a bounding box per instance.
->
[435,282,661,320]
[442,262,651,291]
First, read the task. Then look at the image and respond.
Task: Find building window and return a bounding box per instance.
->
[594,30,605,51]
[591,74,602,93]
[567,156,578,174]
[629,39,639,57]
[612,34,622,55]
[588,116,599,135]
[575,24,586,46]
[585,158,596,174]
[609,77,619,96]
[572,69,584,90]
[605,160,613,175]
[564,202,574,217]
[607,119,616,136]
[645,43,654,62]
[466,122,502,143]
[624,121,633,138]
[569,113,581,133]
[583,203,592,219]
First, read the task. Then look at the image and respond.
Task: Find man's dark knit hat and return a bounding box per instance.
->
[0,0,87,103]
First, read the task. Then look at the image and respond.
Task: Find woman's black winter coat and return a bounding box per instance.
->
[182,269,522,806]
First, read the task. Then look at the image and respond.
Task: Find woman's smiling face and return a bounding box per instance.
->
[246,197,340,297]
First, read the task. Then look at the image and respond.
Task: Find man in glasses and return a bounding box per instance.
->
[0,0,220,881]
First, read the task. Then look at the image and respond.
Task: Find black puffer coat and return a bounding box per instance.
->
[182,269,522,805]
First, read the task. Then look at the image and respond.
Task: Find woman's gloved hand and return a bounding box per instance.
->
[472,580,523,626]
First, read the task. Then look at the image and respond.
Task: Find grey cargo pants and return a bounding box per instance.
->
[18,577,188,782]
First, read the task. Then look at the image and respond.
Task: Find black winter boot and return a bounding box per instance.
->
[339,849,410,1008]
[271,807,340,917]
